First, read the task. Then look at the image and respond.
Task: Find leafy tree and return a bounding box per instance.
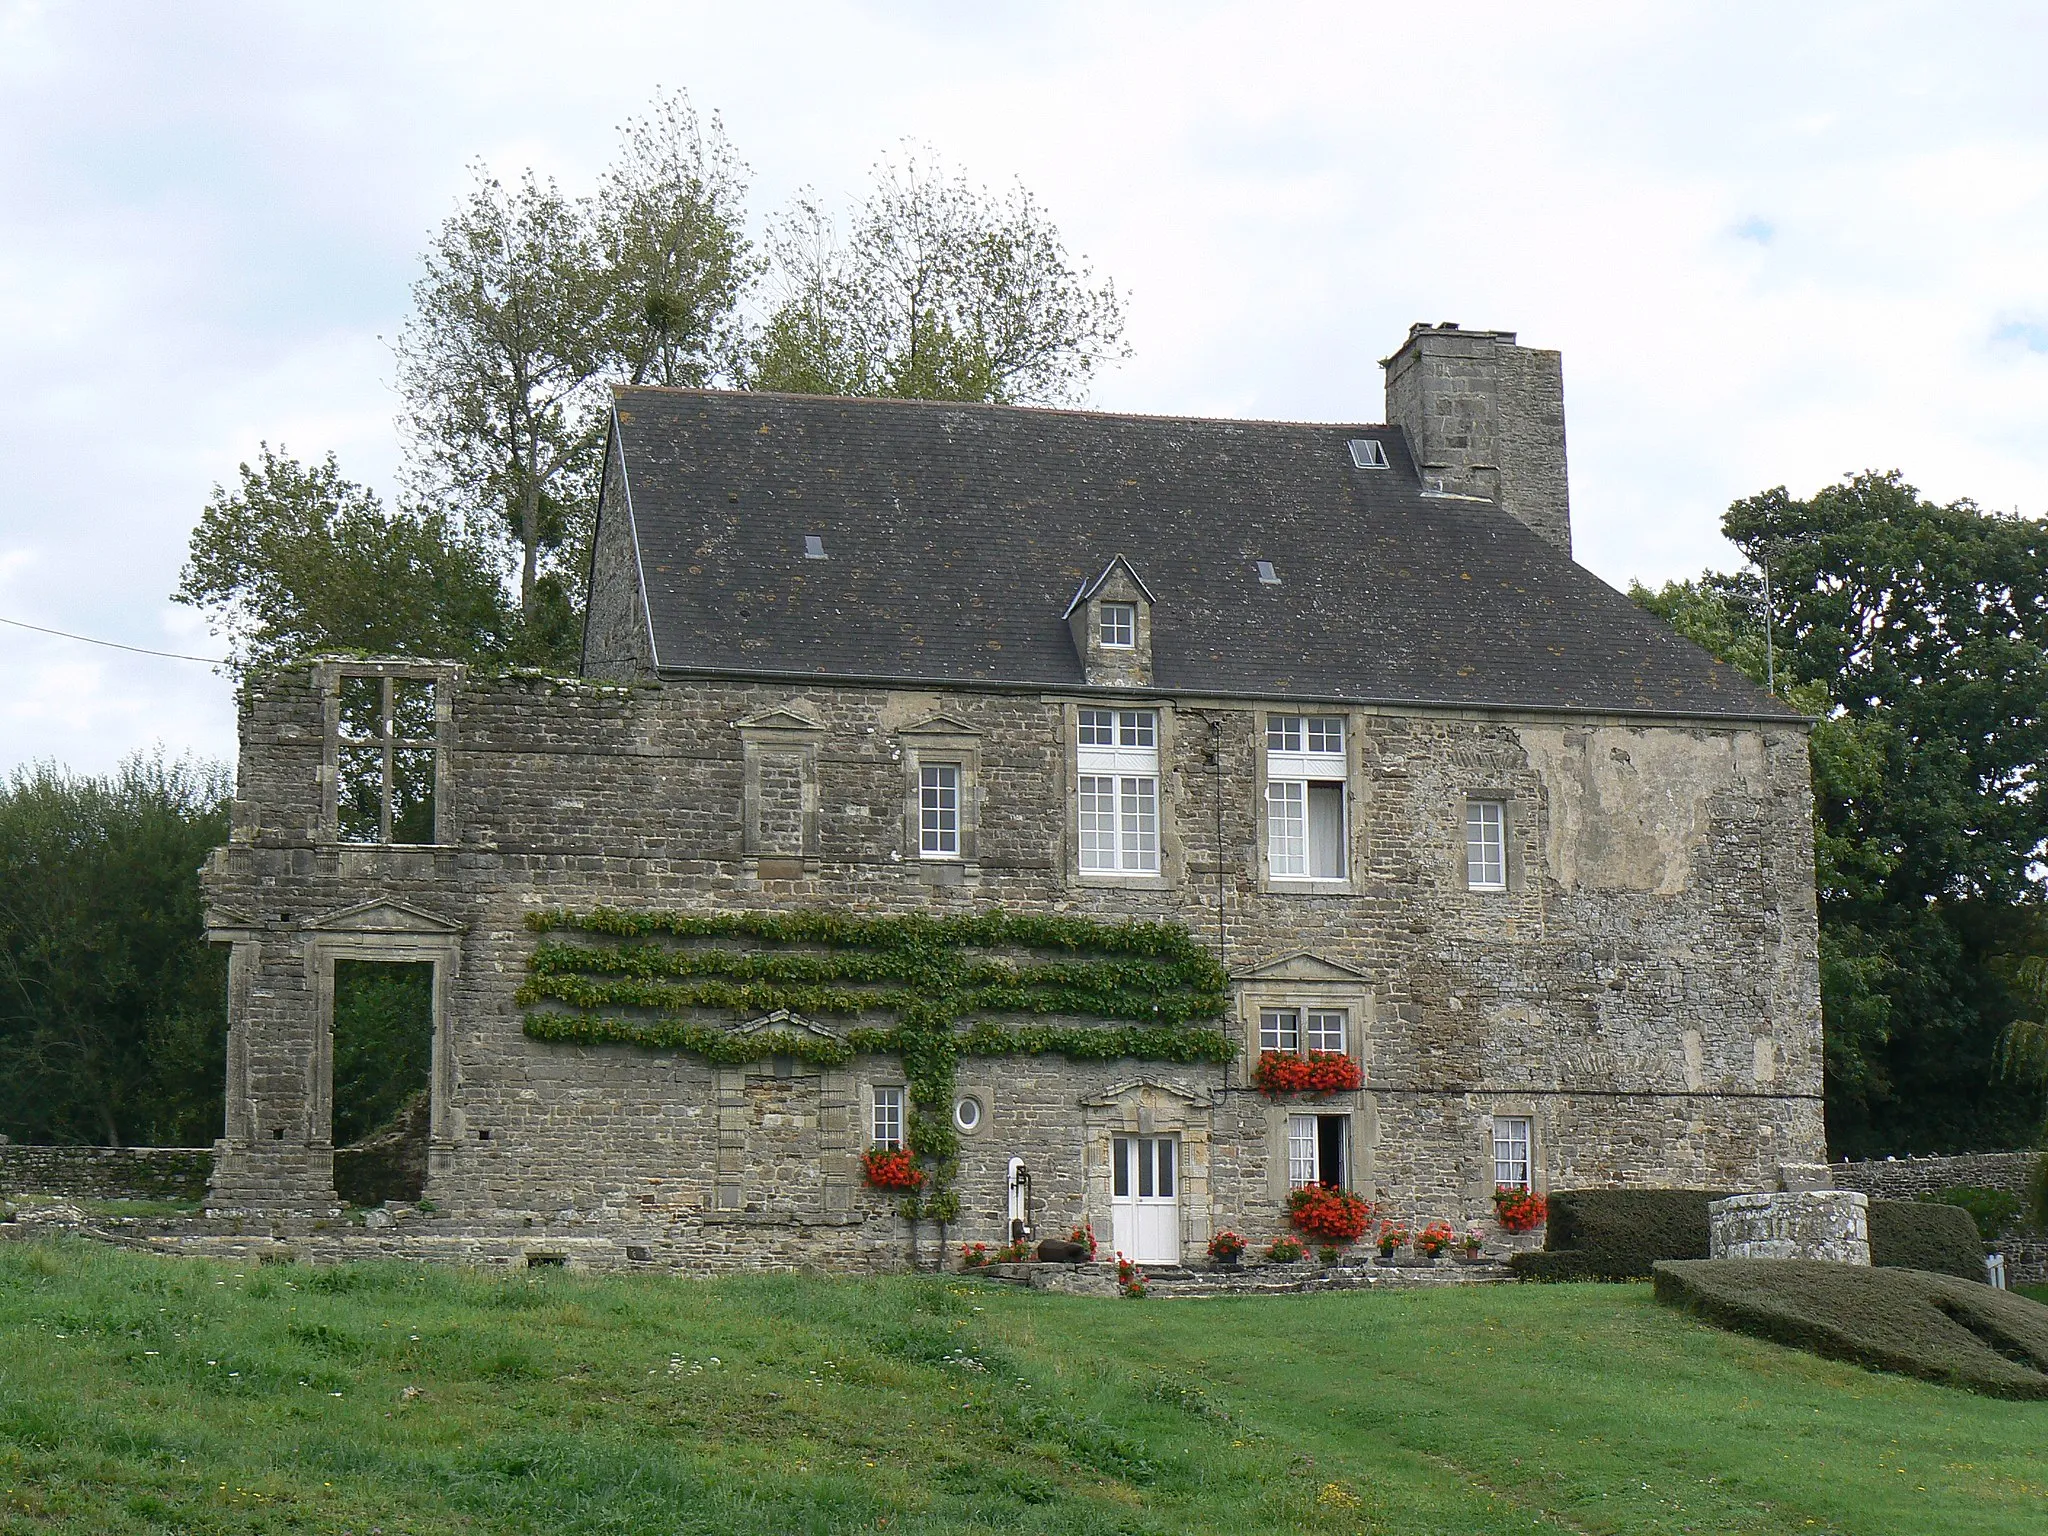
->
[176,446,521,670]
[0,755,230,1146]
[399,91,753,643]
[1633,472,2048,1155]
[751,148,1127,405]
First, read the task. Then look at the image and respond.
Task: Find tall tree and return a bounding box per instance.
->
[752,148,1127,404]
[397,166,612,629]
[1633,471,2048,1155]
[0,755,230,1147]
[176,446,520,670]
[398,90,753,648]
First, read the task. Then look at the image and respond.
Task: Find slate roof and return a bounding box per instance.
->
[604,388,1800,722]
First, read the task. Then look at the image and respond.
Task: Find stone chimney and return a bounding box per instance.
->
[1382,323,1571,555]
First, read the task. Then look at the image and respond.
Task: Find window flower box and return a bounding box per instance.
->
[1253,1050,1363,1096]
[1287,1185,1373,1243]
[1492,1184,1547,1232]
[862,1147,925,1191]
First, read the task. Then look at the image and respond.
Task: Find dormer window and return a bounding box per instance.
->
[1098,602,1136,649]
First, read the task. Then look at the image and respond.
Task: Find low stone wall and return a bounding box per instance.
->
[1710,1190,1870,1264]
[0,1146,214,1203]
[1831,1151,2039,1200]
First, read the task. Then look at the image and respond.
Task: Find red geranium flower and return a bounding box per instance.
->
[1253,1051,1364,1095]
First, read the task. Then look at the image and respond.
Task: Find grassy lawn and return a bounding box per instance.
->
[0,1240,2041,1534]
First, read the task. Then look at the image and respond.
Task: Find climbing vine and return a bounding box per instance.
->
[519,907,1233,1223]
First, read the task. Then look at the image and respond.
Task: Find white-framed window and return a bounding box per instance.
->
[1466,799,1507,890]
[1266,714,1347,880]
[1077,709,1160,874]
[1493,1115,1532,1189]
[1288,1113,1348,1188]
[1260,1008,1300,1053]
[1098,602,1136,649]
[1306,1010,1347,1054]
[919,762,960,857]
[872,1086,905,1150]
[1348,438,1390,470]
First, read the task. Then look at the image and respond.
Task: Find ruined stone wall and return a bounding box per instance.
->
[0,1146,214,1203]
[1831,1151,2041,1201]
[200,662,1822,1269]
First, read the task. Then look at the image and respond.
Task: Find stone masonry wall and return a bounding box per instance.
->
[199,662,1823,1270]
[0,1146,214,1203]
[1832,1151,2041,1200]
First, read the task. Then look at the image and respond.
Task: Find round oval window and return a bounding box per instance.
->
[953,1096,983,1133]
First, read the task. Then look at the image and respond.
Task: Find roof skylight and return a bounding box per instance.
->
[804,535,827,560]
[1348,439,1390,469]
[1257,560,1280,585]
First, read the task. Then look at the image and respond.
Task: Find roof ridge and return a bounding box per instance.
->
[610,384,1392,436]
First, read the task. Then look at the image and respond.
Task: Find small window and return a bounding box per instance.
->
[1493,1115,1532,1190]
[1260,1008,1300,1053]
[1348,438,1390,470]
[1256,560,1280,585]
[872,1086,905,1150]
[1466,799,1508,890]
[953,1096,982,1133]
[804,534,827,559]
[1306,1010,1347,1054]
[1098,602,1136,649]
[1288,1113,1349,1188]
[336,673,438,845]
[919,762,960,858]
[1077,708,1115,747]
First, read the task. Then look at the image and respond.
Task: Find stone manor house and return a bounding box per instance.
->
[201,322,1824,1270]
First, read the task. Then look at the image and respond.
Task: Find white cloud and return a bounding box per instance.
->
[2,0,2045,772]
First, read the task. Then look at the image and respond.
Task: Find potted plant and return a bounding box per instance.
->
[1208,1230,1247,1267]
[1252,1050,1365,1096]
[1286,1185,1374,1244]
[992,1239,1032,1263]
[1492,1185,1547,1233]
[1374,1220,1409,1260]
[959,1241,992,1269]
[1069,1222,1098,1260]
[861,1146,925,1190]
[1413,1220,1455,1260]
[1264,1236,1306,1264]
[1456,1227,1486,1261]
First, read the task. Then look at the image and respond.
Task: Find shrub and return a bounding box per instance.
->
[1264,1237,1305,1263]
[1868,1198,1983,1279]
[1508,1188,1727,1282]
[1287,1186,1373,1243]
[1653,1258,2048,1399]
[1207,1230,1246,1261]
[1919,1187,2022,1243]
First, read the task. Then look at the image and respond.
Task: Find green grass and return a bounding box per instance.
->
[0,1241,2043,1534]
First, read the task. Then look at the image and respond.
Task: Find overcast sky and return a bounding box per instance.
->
[2,1,2044,775]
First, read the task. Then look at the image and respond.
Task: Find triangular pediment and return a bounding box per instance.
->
[1233,951,1369,983]
[1061,554,1156,617]
[305,898,463,935]
[897,712,981,738]
[732,1008,843,1042]
[1079,1076,1213,1109]
[734,704,824,733]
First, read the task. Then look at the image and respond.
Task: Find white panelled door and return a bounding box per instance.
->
[1110,1134,1180,1265]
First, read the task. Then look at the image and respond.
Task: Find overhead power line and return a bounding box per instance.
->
[0,614,229,666]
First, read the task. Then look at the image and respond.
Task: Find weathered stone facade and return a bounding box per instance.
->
[200,660,1824,1270]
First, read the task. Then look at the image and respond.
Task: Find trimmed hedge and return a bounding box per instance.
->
[1654,1258,2048,1398]
[1509,1189,1728,1281]
[1867,1198,1984,1280]
[1512,1188,1986,1283]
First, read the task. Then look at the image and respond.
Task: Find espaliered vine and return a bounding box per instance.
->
[518,907,1234,1223]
